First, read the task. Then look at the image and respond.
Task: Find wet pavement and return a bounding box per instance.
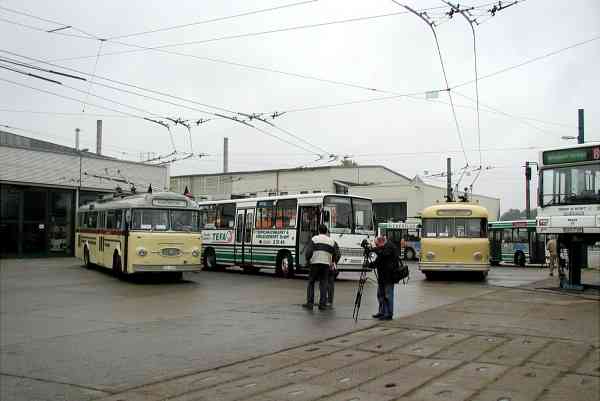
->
[0,258,576,400]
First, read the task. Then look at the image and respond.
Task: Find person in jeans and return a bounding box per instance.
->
[303,224,337,310]
[371,236,399,320]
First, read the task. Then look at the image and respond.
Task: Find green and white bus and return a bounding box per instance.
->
[488,220,546,266]
[197,193,375,277]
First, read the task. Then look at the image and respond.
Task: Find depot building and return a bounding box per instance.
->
[0,130,169,258]
[170,165,501,224]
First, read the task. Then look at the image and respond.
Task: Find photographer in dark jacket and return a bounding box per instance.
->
[371,236,399,320]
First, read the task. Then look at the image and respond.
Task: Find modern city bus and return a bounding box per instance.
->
[377,221,421,260]
[197,193,375,277]
[419,202,490,279]
[76,191,203,279]
[536,143,600,276]
[488,220,546,266]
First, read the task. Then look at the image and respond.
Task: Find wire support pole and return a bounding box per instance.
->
[393,2,470,168]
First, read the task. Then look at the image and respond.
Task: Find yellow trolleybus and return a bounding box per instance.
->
[75,191,202,279]
[419,203,490,280]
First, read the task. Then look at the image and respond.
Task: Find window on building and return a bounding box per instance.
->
[373,202,407,225]
[334,183,348,194]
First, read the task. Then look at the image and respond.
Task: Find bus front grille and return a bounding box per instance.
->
[161,248,182,257]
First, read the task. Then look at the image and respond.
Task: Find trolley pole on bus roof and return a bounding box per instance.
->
[446,157,453,202]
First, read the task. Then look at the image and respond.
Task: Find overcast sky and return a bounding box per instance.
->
[1,0,598,212]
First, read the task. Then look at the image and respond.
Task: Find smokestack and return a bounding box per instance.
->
[96,120,102,155]
[223,137,229,173]
[75,127,80,150]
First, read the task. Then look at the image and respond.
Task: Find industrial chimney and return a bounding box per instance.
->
[96,120,102,155]
[223,137,229,173]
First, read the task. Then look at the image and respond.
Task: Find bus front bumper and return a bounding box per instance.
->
[132,264,203,273]
[418,262,489,272]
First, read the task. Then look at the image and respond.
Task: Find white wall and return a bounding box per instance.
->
[0,146,169,192]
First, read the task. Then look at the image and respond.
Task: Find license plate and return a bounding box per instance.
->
[564,227,583,233]
[163,265,177,271]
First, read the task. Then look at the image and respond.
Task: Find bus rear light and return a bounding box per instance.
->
[426,251,435,261]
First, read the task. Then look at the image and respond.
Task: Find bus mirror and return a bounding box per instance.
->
[125,210,131,224]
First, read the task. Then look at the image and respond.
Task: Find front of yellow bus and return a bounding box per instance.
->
[126,194,203,274]
[418,203,490,279]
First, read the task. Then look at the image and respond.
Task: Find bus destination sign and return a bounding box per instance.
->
[543,145,600,166]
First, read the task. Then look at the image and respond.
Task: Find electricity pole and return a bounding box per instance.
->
[578,109,584,144]
[446,157,453,202]
[525,161,532,219]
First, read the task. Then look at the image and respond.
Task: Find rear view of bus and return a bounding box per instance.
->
[419,203,490,280]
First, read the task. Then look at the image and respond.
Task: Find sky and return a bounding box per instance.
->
[1,0,599,212]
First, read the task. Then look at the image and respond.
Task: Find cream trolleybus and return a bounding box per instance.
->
[76,192,202,279]
[419,203,490,280]
[197,193,374,277]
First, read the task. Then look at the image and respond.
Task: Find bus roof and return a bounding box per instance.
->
[78,191,196,212]
[489,219,536,229]
[196,193,372,207]
[421,202,489,218]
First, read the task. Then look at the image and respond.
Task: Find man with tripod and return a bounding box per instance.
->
[303,224,340,311]
[371,236,399,320]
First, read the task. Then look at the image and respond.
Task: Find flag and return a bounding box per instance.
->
[183,186,193,199]
[147,184,153,193]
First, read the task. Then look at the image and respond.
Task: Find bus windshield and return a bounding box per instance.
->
[324,196,374,234]
[131,209,199,232]
[353,198,374,233]
[171,210,199,232]
[541,164,600,206]
[423,218,486,238]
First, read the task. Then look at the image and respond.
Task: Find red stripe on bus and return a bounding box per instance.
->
[77,228,125,235]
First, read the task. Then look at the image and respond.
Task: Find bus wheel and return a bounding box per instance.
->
[423,271,436,280]
[203,249,217,271]
[113,253,124,279]
[477,271,488,280]
[83,247,91,268]
[405,248,415,260]
[277,252,295,278]
[515,252,526,267]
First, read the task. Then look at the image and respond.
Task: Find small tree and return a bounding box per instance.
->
[500,208,524,221]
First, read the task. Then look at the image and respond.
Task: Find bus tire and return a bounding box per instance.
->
[423,271,435,280]
[405,248,415,261]
[203,248,218,271]
[515,252,526,267]
[83,247,91,268]
[113,252,124,279]
[276,252,294,278]
[477,271,488,280]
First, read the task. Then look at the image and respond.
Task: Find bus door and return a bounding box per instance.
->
[297,205,320,267]
[530,231,546,264]
[235,209,254,265]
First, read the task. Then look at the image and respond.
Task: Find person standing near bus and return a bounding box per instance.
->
[303,224,337,310]
[547,236,559,276]
[371,236,399,320]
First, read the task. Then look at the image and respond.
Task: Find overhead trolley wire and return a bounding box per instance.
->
[0,51,332,157]
[106,0,320,40]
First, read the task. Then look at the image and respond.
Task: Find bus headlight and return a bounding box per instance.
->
[426,251,435,261]
[473,251,483,261]
[137,247,147,257]
[191,248,200,257]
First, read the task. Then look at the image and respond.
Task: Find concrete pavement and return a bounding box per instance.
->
[1,258,598,401]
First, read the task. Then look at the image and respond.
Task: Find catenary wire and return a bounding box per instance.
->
[106,0,319,40]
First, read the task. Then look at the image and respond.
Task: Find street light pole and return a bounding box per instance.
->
[76,148,89,213]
